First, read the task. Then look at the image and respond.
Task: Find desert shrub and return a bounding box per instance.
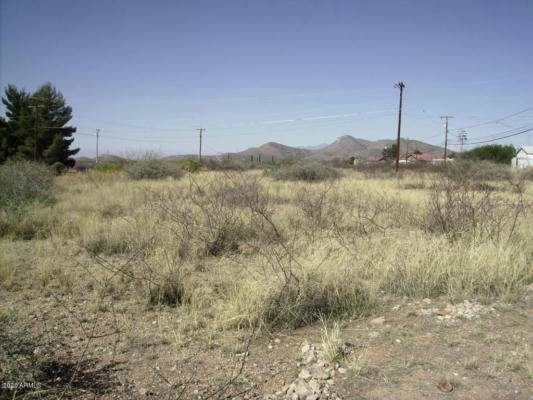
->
[0,160,54,210]
[260,272,373,329]
[0,312,40,395]
[264,162,340,182]
[517,167,533,181]
[51,161,67,175]
[424,175,525,242]
[94,162,123,171]
[175,158,202,172]
[123,159,184,180]
[446,160,511,182]
[148,269,188,306]
[203,158,250,171]
[150,174,265,260]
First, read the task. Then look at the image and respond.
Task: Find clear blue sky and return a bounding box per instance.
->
[2,0,533,157]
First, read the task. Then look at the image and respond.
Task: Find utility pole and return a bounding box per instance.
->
[440,115,453,165]
[457,130,467,154]
[28,104,44,161]
[95,129,100,164]
[197,128,205,162]
[394,82,405,173]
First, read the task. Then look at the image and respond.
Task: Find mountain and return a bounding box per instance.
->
[74,137,444,166]
[368,139,444,158]
[309,135,374,160]
[298,143,329,151]
[74,154,126,168]
[306,136,444,159]
[228,142,310,161]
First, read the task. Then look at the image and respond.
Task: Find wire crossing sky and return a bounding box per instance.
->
[2,0,533,157]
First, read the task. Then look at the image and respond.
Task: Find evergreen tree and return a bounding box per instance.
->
[381,144,397,159]
[0,85,29,161]
[0,116,8,163]
[1,82,79,166]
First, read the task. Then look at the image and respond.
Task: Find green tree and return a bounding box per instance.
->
[0,85,29,162]
[381,144,397,159]
[1,83,79,167]
[461,144,515,164]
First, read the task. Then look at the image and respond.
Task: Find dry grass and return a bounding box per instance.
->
[1,166,532,397]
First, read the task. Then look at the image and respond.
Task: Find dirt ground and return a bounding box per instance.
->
[2,286,532,400]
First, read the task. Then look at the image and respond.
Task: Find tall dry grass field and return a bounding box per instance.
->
[1,163,532,398]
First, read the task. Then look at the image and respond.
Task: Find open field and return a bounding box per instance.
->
[1,164,532,399]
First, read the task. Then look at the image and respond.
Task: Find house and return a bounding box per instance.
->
[368,156,385,162]
[400,153,445,164]
[511,146,533,168]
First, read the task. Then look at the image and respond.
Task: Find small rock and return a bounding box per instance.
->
[292,379,313,397]
[274,338,281,344]
[370,316,385,325]
[309,365,330,380]
[301,341,311,353]
[395,339,402,344]
[368,331,380,338]
[299,368,312,380]
[422,298,432,304]
[308,378,321,393]
[436,377,453,392]
[338,367,347,374]
[268,344,273,350]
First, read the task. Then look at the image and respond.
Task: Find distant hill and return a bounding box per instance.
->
[75,136,444,166]
[74,154,126,168]
[228,142,310,161]
[309,136,374,160]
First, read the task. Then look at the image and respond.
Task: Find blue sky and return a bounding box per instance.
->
[2,0,533,157]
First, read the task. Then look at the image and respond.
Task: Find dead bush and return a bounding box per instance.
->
[424,176,525,242]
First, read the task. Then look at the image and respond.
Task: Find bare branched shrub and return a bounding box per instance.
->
[264,162,340,182]
[150,173,272,260]
[424,175,526,242]
[328,190,415,251]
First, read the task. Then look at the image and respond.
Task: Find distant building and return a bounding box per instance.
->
[511,146,533,168]
[367,156,385,162]
[399,153,446,164]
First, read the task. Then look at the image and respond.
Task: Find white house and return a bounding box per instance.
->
[511,146,533,168]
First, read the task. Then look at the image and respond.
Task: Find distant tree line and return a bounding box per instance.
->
[460,144,516,165]
[0,83,79,168]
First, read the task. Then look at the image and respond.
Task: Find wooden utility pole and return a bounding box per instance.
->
[458,130,467,154]
[28,104,44,161]
[394,82,405,172]
[440,116,453,165]
[95,129,100,164]
[197,128,205,162]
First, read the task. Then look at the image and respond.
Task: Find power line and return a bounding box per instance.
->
[448,126,533,145]
[452,105,533,131]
